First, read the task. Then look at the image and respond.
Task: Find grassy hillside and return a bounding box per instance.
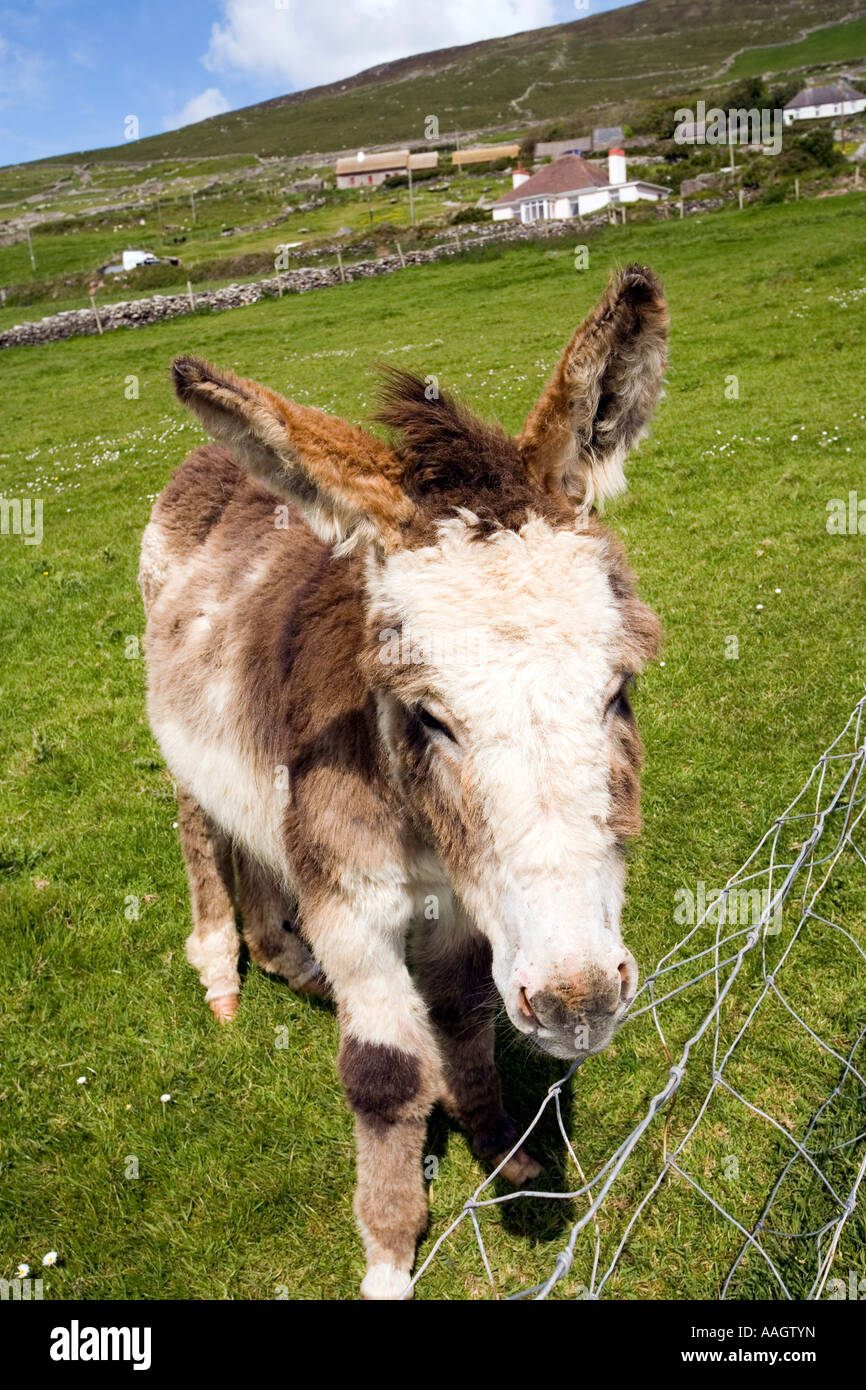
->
[727,15,866,80]
[0,191,864,1299]
[22,0,866,166]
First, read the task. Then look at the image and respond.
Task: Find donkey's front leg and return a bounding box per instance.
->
[415,907,541,1184]
[307,895,441,1300]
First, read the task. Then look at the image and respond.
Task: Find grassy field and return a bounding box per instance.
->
[1,192,864,1299]
[0,161,521,334]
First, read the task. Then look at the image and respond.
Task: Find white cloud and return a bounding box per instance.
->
[162,86,231,131]
[203,0,555,88]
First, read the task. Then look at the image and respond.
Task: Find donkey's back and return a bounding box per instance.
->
[140,434,373,837]
[140,442,309,611]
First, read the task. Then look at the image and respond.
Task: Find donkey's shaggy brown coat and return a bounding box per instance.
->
[140,265,668,1298]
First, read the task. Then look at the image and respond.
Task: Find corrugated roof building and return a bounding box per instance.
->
[451,143,521,167]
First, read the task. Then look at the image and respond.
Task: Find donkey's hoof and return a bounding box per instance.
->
[360,1263,413,1300]
[497,1147,542,1184]
[209,993,239,1022]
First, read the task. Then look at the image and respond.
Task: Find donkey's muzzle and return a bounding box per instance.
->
[524,953,637,1056]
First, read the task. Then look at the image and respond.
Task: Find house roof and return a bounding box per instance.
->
[493,153,610,205]
[335,150,409,174]
[451,144,521,165]
[785,81,866,110]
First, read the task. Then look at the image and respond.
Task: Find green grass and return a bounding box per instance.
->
[0,166,513,332]
[728,16,866,80]
[1,193,864,1299]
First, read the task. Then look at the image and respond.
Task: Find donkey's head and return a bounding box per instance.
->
[173,264,667,1060]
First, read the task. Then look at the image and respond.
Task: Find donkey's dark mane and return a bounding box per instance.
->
[374,366,566,536]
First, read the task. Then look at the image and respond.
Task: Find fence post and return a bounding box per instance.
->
[89,292,103,335]
[395,241,406,267]
[187,280,195,311]
[738,189,744,211]
[336,249,346,283]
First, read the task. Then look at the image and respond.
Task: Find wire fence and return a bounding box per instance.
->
[409,693,866,1300]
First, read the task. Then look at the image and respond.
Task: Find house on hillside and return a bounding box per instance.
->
[451,143,521,168]
[592,125,625,150]
[491,151,668,223]
[783,80,866,125]
[335,150,438,188]
[535,137,592,159]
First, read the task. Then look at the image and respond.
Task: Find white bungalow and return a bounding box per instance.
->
[783,81,866,125]
[491,151,669,223]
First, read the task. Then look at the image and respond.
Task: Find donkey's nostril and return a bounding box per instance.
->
[517,986,538,1023]
[618,958,635,1005]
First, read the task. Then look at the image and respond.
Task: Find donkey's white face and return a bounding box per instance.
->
[172,264,668,1063]
[369,513,657,1059]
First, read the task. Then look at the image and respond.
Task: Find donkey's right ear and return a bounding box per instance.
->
[517,265,668,510]
[171,356,414,548]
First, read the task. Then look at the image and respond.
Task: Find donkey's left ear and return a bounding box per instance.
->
[517,264,668,508]
[172,356,414,549]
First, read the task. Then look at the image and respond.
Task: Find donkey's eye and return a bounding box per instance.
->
[416,705,457,743]
[606,683,634,721]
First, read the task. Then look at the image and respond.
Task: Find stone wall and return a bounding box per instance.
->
[0,209,665,350]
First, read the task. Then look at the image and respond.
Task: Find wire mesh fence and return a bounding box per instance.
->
[409,693,866,1300]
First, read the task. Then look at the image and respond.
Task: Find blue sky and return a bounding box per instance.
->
[0,0,638,166]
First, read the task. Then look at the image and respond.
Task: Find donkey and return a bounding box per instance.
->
[139,263,667,1299]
